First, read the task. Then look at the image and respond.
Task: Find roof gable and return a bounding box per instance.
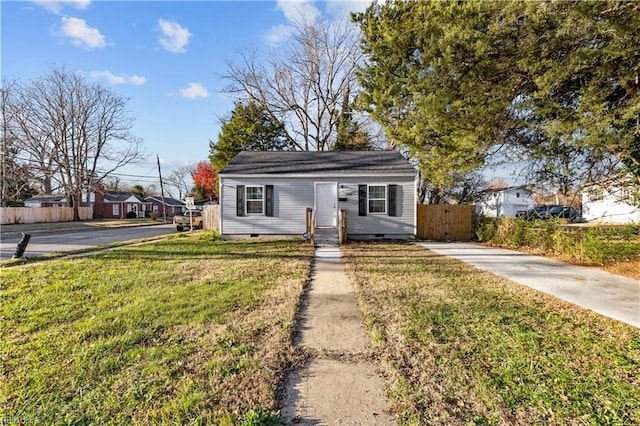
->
[219,151,416,175]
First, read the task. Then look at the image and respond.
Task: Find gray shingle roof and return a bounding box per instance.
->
[219,151,416,175]
[145,196,185,206]
[104,192,146,202]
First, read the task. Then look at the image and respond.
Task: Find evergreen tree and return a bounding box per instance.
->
[209,101,288,171]
[354,0,640,196]
[131,185,146,198]
[333,90,373,151]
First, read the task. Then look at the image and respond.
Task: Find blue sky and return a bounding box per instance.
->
[1,0,369,192]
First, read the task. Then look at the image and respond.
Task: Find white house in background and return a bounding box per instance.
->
[24,194,67,208]
[218,150,417,241]
[476,186,534,218]
[582,177,639,223]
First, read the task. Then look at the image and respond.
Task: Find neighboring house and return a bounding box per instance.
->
[476,186,534,218]
[582,177,640,223]
[24,194,67,208]
[218,150,417,241]
[93,191,151,219]
[145,196,186,216]
[197,200,219,209]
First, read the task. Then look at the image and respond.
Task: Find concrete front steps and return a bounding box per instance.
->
[312,227,339,246]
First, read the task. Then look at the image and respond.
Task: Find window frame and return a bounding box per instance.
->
[589,186,604,202]
[368,184,387,214]
[245,185,265,215]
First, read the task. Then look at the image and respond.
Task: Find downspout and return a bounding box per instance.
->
[414,173,418,238]
[219,176,224,236]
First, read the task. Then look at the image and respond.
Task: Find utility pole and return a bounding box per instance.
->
[157,154,167,223]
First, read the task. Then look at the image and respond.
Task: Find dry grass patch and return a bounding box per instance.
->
[342,242,640,425]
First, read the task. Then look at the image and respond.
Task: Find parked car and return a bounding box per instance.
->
[173,210,203,231]
[517,205,578,222]
[516,205,555,220]
[547,205,578,222]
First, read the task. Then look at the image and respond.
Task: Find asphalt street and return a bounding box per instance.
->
[0,224,175,260]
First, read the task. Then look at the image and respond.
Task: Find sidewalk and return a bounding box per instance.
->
[281,247,394,424]
[418,242,640,329]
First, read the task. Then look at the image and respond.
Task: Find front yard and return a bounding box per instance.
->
[343,243,640,425]
[1,235,638,425]
[1,233,313,425]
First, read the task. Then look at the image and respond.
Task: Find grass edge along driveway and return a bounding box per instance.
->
[342,242,640,426]
[1,233,313,425]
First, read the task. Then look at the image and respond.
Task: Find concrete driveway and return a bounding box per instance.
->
[418,242,640,329]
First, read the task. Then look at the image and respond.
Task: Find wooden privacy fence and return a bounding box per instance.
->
[416,204,476,241]
[202,205,220,231]
[0,207,93,225]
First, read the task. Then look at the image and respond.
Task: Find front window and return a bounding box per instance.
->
[589,187,604,202]
[368,185,386,214]
[246,186,264,214]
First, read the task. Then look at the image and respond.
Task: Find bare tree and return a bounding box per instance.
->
[221,16,363,151]
[163,165,193,200]
[1,79,37,205]
[7,67,145,219]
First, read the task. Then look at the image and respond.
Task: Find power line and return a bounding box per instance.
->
[3,153,170,181]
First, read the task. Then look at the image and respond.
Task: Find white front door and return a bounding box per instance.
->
[315,182,337,227]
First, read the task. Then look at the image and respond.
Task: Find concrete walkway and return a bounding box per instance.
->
[281,247,394,425]
[418,242,640,329]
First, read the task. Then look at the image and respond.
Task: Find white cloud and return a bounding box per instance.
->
[264,0,322,46]
[59,16,105,49]
[325,0,370,18]
[276,0,321,26]
[33,0,91,14]
[178,83,209,99]
[266,0,368,44]
[158,19,192,53]
[89,71,146,85]
[264,24,295,47]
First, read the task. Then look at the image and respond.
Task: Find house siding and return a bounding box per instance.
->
[476,187,534,218]
[582,185,640,224]
[220,175,415,238]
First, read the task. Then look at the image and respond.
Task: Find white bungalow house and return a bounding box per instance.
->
[24,194,67,208]
[582,177,640,223]
[218,150,418,241]
[475,186,534,218]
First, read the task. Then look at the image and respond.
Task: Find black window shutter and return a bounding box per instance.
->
[388,184,398,216]
[265,185,274,217]
[236,185,245,216]
[358,184,367,216]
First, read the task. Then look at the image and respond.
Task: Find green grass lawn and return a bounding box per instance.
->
[3,237,639,425]
[342,243,640,425]
[1,233,313,425]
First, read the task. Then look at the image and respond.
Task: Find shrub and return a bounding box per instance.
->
[474,215,498,242]
[474,216,640,265]
[126,211,137,219]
